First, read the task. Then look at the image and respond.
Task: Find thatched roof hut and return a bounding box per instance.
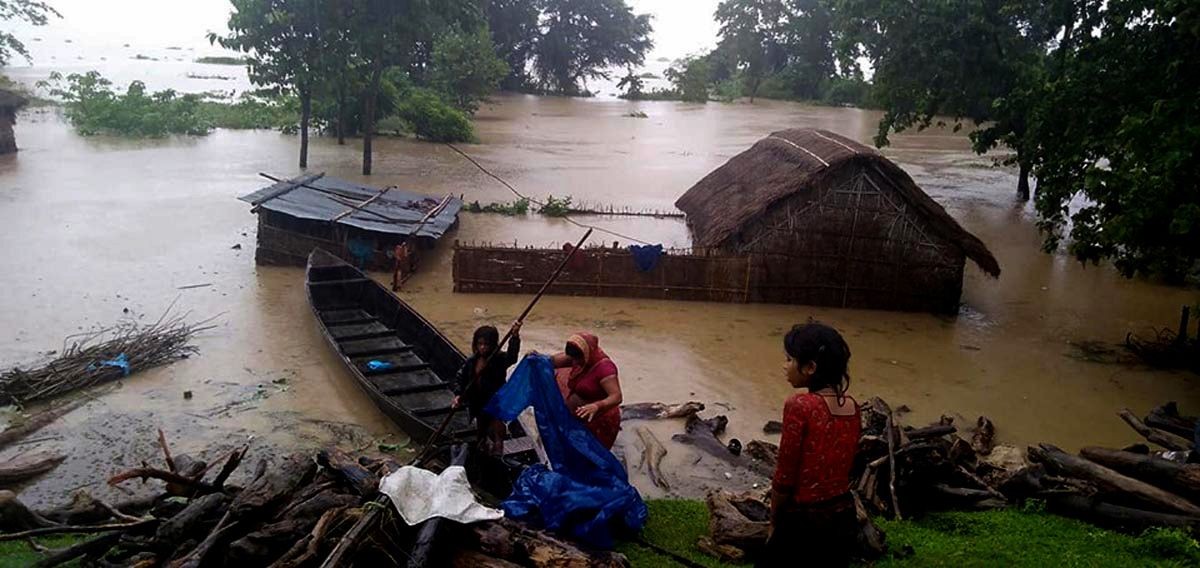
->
[675,128,999,313]
[0,89,28,155]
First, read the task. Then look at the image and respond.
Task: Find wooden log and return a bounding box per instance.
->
[884,405,902,520]
[1028,444,1200,515]
[167,510,240,568]
[0,490,55,532]
[745,440,778,471]
[762,421,783,435]
[43,491,157,525]
[635,427,670,490]
[696,536,745,563]
[451,550,523,568]
[1079,447,1200,500]
[971,416,996,455]
[905,424,957,441]
[672,416,771,477]
[1145,402,1198,440]
[228,453,316,518]
[154,493,230,550]
[1118,409,1193,451]
[0,519,157,541]
[158,429,177,472]
[268,507,349,568]
[317,448,377,497]
[470,518,630,567]
[1046,494,1200,532]
[621,401,705,421]
[31,530,123,568]
[851,491,887,561]
[0,398,87,451]
[228,518,318,565]
[705,491,769,552]
[0,452,65,484]
[107,468,217,496]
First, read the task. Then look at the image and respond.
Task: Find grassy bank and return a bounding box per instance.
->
[0,534,88,568]
[618,500,1200,567]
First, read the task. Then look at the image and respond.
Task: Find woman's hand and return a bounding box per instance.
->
[575,402,601,422]
[509,320,522,338]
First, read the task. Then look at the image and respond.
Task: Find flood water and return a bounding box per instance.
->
[2,94,1198,505]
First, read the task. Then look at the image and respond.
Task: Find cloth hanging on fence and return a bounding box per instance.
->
[379,465,504,525]
[347,238,375,268]
[628,244,664,272]
[484,355,647,549]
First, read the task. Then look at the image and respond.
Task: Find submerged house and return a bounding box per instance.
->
[674,128,1000,313]
[0,89,28,155]
[239,174,462,271]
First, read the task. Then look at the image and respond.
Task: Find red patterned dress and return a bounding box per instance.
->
[760,392,860,567]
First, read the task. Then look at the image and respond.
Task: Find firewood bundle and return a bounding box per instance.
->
[0,435,630,568]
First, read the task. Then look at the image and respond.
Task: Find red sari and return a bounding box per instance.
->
[555,333,621,449]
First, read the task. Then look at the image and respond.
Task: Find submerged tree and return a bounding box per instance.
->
[0,0,60,66]
[713,0,786,102]
[487,0,539,90]
[429,27,508,114]
[1029,0,1200,279]
[215,0,326,168]
[531,0,653,95]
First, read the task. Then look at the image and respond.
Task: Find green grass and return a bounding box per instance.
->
[0,534,88,568]
[619,500,1200,567]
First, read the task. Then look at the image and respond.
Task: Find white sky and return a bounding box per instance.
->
[8,0,722,63]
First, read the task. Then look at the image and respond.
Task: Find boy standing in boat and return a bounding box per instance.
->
[452,321,521,456]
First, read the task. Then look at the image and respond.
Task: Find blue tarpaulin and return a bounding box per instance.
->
[484,355,647,548]
[628,244,664,272]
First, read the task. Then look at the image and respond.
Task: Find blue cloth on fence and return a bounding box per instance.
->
[484,355,647,548]
[628,244,664,272]
[88,353,130,376]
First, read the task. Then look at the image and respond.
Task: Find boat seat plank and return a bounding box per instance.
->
[328,321,393,340]
[501,436,537,456]
[369,369,443,395]
[351,352,428,375]
[309,277,373,287]
[320,309,376,325]
[340,336,409,357]
[393,389,456,415]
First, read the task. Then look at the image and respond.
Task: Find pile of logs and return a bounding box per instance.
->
[693,398,1199,563]
[0,433,630,568]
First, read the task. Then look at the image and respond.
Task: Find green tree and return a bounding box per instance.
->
[1029,0,1200,279]
[616,67,644,99]
[213,0,324,168]
[713,0,787,102]
[833,0,1063,200]
[531,0,653,95]
[429,27,508,114]
[487,0,539,90]
[664,56,711,103]
[0,0,59,66]
[777,0,835,100]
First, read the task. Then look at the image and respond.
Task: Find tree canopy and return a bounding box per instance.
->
[0,0,60,66]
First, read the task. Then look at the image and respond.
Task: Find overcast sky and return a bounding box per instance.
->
[9,0,722,63]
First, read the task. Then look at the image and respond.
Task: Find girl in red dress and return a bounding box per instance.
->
[549,332,623,449]
[761,322,860,567]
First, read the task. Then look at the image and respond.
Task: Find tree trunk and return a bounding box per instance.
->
[1027,444,1200,515]
[1079,447,1200,501]
[1017,159,1031,201]
[299,89,311,169]
[335,90,346,146]
[362,59,384,176]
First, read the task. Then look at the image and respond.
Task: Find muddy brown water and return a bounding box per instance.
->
[1,96,1197,505]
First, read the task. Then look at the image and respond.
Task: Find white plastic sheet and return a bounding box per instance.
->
[379,465,504,526]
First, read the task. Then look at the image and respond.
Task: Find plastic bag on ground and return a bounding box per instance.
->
[379,465,504,525]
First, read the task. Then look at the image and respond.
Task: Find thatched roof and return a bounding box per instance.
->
[675,128,1001,277]
[0,89,28,109]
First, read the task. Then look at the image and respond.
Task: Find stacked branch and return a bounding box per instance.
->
[0,312,213,406]
[1,433,628,568]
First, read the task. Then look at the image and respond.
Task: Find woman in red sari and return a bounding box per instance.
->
[549,333,623,449]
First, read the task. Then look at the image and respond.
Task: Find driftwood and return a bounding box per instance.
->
[672,415,771,477]
[882,401,902,520]
[452,550,523,568]
[0,519,157,542]
[154,493,230,550]
[0,398,87,451]
[1079,447,1200,500]
[851,492,887,560]
[42,491,157,525]
[704,491,769,552]
[269,507,350,568]
[971,417,996,455]
[108,468,217,496]
[30,530,124,568]
[317,448,378,496]
[744,440,778,471]
[621,401,705,421]
[0,451,65,484]
[1118,409,1194,451]
[1145,402,1198,440]
[762,421,783,434]
[906,424,957,441]
[634,427,670,490]
[1028,444,1200,516]
[0,490,55,532]
[1046,494,1200,532]
[696,536,744,563]
[471,518,631,568]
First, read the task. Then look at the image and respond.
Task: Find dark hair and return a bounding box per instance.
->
[784,322,851,398]
[473,326,499,350]
[565,342,585,360]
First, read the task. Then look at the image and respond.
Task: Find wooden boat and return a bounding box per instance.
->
[306,249,537,460]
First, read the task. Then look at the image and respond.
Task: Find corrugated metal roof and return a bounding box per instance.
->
[238,175,462,239]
